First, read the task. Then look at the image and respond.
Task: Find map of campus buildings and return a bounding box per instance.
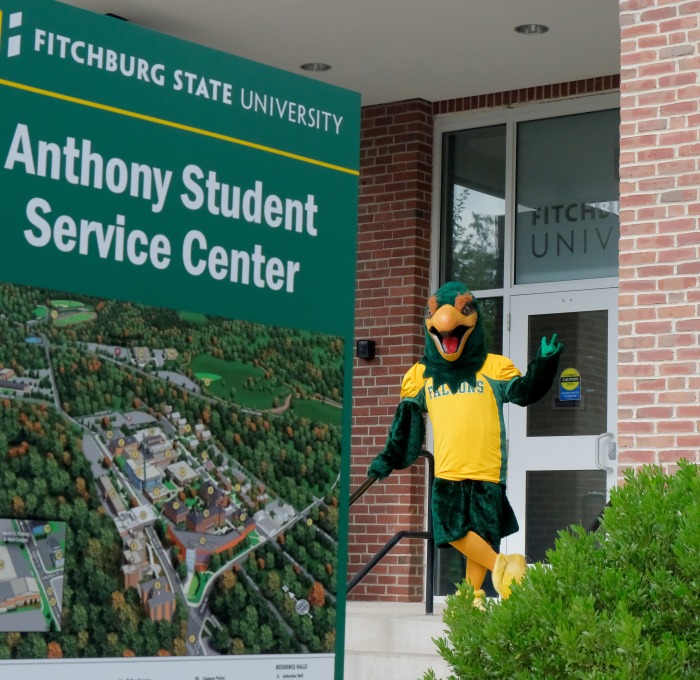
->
[0,518,66,634]
[0,282,342,659]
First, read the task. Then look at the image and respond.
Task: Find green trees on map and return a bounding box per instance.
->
[283,520,337,594]
[242,545,336,653]
[0,400,187,658]
[49,344,339,511]
[0,282,342,658]
[0,284,343,404]
[209,566,297,655]
[0,319,48,375]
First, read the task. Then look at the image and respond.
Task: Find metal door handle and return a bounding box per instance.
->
[595,432,616,472]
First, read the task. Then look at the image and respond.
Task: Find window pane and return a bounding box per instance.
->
[526,470,607,563]
[515,109,620,284]
[526,310,608,437]
[441,126,506,290]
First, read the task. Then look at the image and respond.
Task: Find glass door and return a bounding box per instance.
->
[432,96,620,593]
[505,288,618,562]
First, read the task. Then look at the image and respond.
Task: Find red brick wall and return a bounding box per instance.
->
[349,76,620,602]
[348,99,433,600]
[618,1,700,476]
[432,75,620,115]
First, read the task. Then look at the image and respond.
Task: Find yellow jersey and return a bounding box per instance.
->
[400,354,521,484]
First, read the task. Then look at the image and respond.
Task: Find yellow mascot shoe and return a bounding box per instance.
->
[492,553,527,599]
[472,589,486,611]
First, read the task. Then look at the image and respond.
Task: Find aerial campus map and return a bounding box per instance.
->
[0,282,343,659]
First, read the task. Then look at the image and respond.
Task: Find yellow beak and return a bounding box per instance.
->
[425,304,477,362]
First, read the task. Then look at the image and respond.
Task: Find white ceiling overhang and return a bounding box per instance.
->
[61,0,620,106]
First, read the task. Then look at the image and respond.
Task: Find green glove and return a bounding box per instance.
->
[540,333,563,357]
[368,457,394,480]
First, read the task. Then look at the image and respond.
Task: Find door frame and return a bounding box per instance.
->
[429,92,621,595]
[504,285,619,556]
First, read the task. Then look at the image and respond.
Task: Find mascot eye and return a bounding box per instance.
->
[461,302,475,316]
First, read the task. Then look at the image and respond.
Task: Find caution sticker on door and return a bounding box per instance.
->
[559,367,581,401]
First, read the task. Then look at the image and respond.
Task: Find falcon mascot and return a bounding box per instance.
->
[368,281,562,604]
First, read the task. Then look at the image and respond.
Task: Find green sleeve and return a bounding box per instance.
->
[505,348,562,407]
[367,398,426,480]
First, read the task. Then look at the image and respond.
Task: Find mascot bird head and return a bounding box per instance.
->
[421,281,488,390]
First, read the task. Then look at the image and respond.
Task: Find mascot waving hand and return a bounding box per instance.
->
[368,281,562,605]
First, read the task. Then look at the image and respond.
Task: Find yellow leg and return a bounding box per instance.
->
[451,531,527,599]
[465,559,488,591]
[450,531,498,591]
[450,531,498,571]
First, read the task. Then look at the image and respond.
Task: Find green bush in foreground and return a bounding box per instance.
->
[425,462,700,680]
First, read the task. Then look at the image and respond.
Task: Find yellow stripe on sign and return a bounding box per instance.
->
[0,11,4,51]
[0,78,360,176]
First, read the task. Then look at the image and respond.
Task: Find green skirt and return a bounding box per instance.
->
[432,477,519,548]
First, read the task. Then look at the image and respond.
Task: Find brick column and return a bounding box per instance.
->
[618,0,700,475]
[348,99,433,600]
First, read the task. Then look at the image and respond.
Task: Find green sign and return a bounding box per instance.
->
[0,0,359,337]
[0,2,358,678]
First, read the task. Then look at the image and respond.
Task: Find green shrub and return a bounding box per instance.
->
[425,462,700,680]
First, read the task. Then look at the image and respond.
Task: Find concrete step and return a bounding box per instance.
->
[344,649,450,680]
[343,601,451,680]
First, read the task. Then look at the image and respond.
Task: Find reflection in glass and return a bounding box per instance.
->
[515,109,620,284]
[478,297,503,356]
[526,470,606,563]
[441,126,506,290]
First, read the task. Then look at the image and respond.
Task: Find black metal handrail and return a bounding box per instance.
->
[347,450,435,615]
[349,475,378,506]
